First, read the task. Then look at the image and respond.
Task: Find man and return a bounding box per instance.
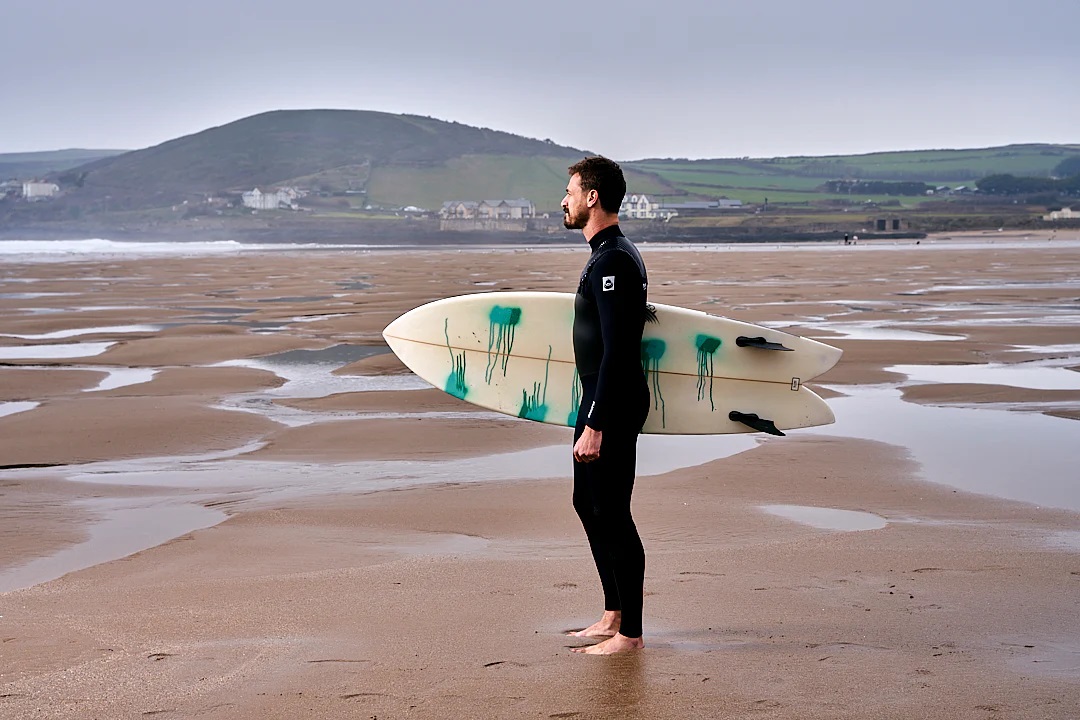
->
[561,157,651,655]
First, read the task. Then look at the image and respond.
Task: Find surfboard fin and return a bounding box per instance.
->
[736,336,793,351]
[729,411,786,436]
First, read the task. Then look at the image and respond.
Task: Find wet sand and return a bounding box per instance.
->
[1,230,1079,718]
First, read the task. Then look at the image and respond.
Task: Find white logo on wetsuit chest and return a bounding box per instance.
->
[602,276,615,291]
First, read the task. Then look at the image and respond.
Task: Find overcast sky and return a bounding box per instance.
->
[2,0,1077,159]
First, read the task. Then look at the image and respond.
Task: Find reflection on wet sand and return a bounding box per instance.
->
[3,238,1080,591]
[761,504,888,531]
[0,499,225,593]
[0,341,115,359]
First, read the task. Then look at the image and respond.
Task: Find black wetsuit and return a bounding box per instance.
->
[572,224,650,639]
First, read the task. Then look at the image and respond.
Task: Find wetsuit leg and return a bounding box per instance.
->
[572,438,620,617]
[572,380,647,639]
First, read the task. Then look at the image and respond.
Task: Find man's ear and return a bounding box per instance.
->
[587,189,598,207]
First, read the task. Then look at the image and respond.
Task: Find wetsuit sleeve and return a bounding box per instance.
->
[584,251,641,431]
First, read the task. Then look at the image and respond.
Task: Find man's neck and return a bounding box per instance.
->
[582,215,620,242]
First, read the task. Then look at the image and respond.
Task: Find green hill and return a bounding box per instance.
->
[47,110,597,212]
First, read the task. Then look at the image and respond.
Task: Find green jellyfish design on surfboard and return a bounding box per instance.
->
[383,291,841,436]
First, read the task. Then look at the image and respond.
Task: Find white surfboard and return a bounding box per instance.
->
[383,292,841,435]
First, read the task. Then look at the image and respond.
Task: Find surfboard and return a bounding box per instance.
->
[382,291,841,435]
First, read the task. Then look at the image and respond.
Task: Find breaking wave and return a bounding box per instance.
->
[0,238,388,260]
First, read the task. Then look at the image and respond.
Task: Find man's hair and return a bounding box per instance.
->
[568,156,626,214]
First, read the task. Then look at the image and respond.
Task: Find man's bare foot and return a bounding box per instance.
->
[572,633,644,655]
[567,610,620,638]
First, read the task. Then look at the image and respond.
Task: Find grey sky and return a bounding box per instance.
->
[2,0,1077,159]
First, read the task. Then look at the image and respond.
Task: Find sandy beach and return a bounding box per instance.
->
[1,230,1079,718]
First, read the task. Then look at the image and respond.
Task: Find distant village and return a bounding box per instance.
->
[0,175,746,222]
[0,181,744,218]
[234,192,753,222]
[4,177,1076,226]
[0,179,760,224]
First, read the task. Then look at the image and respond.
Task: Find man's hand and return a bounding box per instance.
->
[573,426,602,463]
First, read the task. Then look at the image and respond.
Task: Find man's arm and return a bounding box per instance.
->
[583,250,638,432]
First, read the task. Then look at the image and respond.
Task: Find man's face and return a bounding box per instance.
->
[562,173,592,230]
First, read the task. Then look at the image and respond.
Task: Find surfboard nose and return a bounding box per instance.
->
[382,314,405,342]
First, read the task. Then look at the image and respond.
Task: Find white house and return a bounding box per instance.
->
[1044,207,1079,221]
[241,187,301,210]
[22,182,59,199]
[620,193,677,220]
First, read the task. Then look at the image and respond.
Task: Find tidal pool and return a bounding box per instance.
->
[762,319,965,342]
[7,332,1078,594]
[0,499,225,593]
[0,401,39,419]
[0,324,159,340]
[217,346,421,399]
[810,385,1080,512]
[85,368,158,392]
[0,342,114,360]
[888,359,1080,391]
[761,505,888,531]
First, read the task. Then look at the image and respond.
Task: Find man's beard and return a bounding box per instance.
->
[563,206,587,230]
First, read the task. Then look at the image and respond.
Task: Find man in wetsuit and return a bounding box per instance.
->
[561,157,651,655]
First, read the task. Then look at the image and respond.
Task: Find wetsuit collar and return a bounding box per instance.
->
[588,224,624,252]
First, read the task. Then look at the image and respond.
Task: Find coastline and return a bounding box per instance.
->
[1,235,1079,717]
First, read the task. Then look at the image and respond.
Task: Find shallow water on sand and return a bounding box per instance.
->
[5,339,1080,593]
[0,324,159,340]
[86,367,158,392]
[48,434,758,494]
[888,359,1080,391]
[0,341,115,360]
[0,342,762,591]
[216,350,426,399]
[3,238,1079,592]
[761,505,888,531]
[0,500,225,593]
[0,401,39,419]
[0,434,759,592]
[811,384,1080,511]
[0,365,158,393]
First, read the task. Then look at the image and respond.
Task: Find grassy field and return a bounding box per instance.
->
[357,144,1080,211]
[367,154,672,211]
[771,146,1080,178]
[624,144,1080,207]
[368,155,567,210]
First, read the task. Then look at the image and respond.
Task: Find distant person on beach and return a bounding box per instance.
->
[561,156,651,655]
